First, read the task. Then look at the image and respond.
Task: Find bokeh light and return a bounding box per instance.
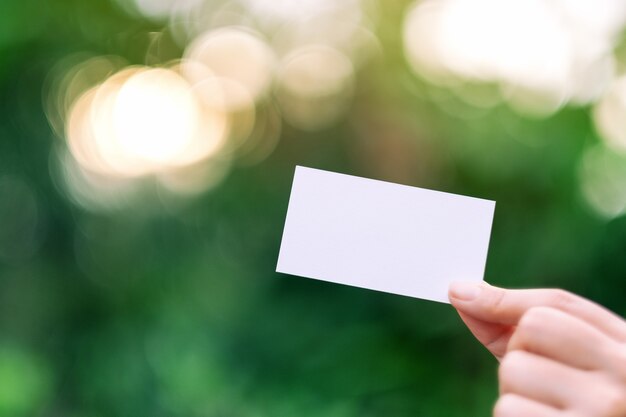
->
[579,144,626,219]
[112,68,200,164]
[593,75,626,153]
[276,46,355,130]
[57,62,231,208]
[52,147,140,212]
[403,0,624,116]
[184,27,275,109]
[44,0,626,217]
[45,0,380,210]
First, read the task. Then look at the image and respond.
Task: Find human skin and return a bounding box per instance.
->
[448,282,626,417]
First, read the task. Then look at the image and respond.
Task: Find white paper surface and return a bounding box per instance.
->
[276,166,495,303]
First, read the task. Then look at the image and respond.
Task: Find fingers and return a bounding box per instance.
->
[448,282,626,342]
[494,394,562,417]
[507,307,618,370]
[457,311,513,360]
[498,351,585,409]
[498,350,626,417]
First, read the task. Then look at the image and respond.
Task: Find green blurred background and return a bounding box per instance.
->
[1,0,626,416]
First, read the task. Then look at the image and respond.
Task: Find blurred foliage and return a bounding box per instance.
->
[0,0,625,416]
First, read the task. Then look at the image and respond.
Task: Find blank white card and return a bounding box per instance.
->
[276,166,495,303]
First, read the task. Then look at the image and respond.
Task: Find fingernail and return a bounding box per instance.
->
[449,282,481,301]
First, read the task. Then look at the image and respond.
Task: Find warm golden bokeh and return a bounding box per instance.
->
[46,0,626,217]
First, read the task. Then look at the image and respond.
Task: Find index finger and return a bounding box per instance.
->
[448,282,626,342]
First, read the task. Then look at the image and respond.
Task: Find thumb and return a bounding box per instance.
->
[448,281,625,334]
[448,281,626,354]
[448,281,514,323]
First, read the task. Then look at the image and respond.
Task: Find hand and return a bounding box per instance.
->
[448,282,626,417]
